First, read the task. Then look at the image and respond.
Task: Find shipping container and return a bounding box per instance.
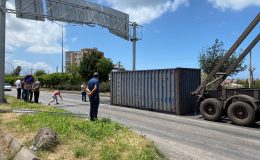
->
[110,68,201,115]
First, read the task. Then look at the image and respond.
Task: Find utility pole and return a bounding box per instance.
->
[53,22,76,74]
[249,50,255,88]
[132,22,137,71]
[62,26,64,74]
[0,0,7,103]
[130,22,142,71]
[27,69,33,75]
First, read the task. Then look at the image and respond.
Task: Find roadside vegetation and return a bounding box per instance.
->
[199,39,247,77]
[0,96,166,160]
[5,49,114,92]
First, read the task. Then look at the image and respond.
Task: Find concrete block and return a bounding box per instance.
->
[14,147,40,160]
[10,138,23,153]
[0,129,6,139]
[3,134,13,146]
[0,152,7,160]
[0,129,4,138]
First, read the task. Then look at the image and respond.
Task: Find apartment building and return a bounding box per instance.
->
[65,48,104,70]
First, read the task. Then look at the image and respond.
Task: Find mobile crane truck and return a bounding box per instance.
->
[192,12,260,126]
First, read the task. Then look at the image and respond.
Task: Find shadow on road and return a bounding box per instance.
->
[196,116,260,129]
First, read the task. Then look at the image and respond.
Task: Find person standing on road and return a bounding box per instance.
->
[81,82,87,102]
[21,80,26,100]
[48,90,63,105]
[32,80,40,103]
[15,78,22,99]
[87,72,100,121]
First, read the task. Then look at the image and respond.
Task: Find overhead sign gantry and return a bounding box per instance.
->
[0,0,142,103]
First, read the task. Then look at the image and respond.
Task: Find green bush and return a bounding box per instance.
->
[32,72,111,92]
[253,79,260,89]
[5,76,19,85]
[100,82,110,92]
[56,84,80,91]
[236,79,260,89]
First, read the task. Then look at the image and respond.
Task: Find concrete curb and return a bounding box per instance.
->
[0,129,39,160]
[0,109,12,113]
[14,147,40,160]
[0,152,7,160]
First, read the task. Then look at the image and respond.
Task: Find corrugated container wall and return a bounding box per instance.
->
[110,68,201,115]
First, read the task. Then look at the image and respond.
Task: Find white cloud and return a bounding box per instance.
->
[208,0,260,10]
[6,2,63,54]
[12,59,53,74]
[98,0,189,24]
[71,37,78,42]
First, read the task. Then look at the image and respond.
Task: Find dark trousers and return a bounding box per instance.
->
[34,91,40,103]
[89,97,99,121]
[29,90,33,101]
[81,92,86,101]
[22,89,27,101]
[17,88,21,99]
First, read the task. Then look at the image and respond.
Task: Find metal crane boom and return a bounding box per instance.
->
[193,12,260,96]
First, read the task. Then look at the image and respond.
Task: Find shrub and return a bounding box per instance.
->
[100,82,110,92]
[5,76,19,85]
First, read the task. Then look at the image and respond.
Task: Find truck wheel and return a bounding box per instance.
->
[200,98,222,121]
[227,101,255,126]
[256,112,260,121]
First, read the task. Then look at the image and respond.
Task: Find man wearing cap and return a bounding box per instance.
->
[87,72,100,121]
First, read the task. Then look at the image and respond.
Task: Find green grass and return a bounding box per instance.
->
[0,96,167,160]
[0,96,65,112]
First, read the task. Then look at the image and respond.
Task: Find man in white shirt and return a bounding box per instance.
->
[15,78,22,99]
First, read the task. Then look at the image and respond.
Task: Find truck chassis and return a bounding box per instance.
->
[193,13,260,126]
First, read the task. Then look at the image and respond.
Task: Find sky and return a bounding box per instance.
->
[4,0,260,79]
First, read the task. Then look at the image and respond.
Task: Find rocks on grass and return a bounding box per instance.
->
[30,128,58,152]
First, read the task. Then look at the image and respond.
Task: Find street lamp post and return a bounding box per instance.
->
[53,22,76,74]
[62,26,64,73]
[0,0,7,103]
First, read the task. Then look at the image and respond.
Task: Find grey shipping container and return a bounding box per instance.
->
[110,68,201,115]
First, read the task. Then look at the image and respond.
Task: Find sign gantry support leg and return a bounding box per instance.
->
[131,22,142,71]
[132,22,137,71]
[0,0,7,103]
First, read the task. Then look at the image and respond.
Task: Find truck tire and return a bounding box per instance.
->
[256,112,260,121]
[200,98,222,121]
[227,101,255,126]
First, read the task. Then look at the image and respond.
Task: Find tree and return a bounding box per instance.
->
[14,66,21,76]
[66,64,82,85]
[79,51,103,81]
[199,39,247,77]
[35,69,46,77]
[97,58,114,82]
[66,64,79,75]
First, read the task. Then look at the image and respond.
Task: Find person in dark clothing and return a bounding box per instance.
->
[87,72,100,121]
[21,80,26,100]
[29,89,33,102]
[32,80,40,103]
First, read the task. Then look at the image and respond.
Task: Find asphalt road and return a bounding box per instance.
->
[5,90,260,160]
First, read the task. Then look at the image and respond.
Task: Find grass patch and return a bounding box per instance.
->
[0,96,166,160]
[0,96,64,113]
[73,144,91,158]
